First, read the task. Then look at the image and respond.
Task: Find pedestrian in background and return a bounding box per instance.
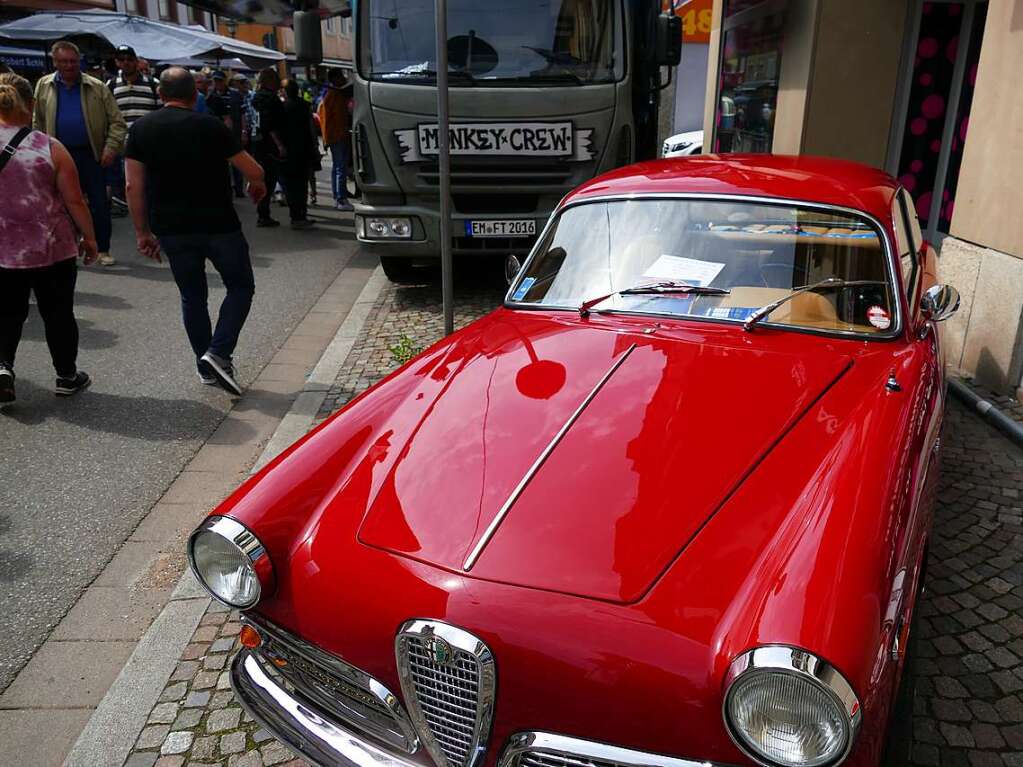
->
[207,70,246,198]
[280,78,316,229]
[125,67,266,396]
[193,71,209,114]
[107,45,159,216]
[0,72,98,407]
[249,67,288,228]
[317,68,353,211]
[33,40,126,267]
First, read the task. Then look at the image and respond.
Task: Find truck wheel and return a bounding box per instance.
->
[380,256,422,284]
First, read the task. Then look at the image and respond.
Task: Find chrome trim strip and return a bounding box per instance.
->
[503,192,903,342]
[231,651,430,767]
[462,343,638,571]
[722,645,862,767]
[396,620,497,767]
[187,515,274,609]
[243,615,420,754]
[498,731,736,767]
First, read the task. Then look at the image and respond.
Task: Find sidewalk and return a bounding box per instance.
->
[73,271,1023,767]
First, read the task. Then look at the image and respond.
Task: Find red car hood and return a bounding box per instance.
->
[353,313,852,603]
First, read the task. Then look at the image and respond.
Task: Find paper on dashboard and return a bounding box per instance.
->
[643,255,726,287]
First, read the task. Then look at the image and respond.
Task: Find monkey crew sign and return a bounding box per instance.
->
[395,122,595,162]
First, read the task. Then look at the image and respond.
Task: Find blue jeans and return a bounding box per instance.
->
[159,230,255,363]
[69,147,111,252]
[329,143,348,202]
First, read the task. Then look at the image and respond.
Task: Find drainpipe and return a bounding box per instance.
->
[947,377,1023,448]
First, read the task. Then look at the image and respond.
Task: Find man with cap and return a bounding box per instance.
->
[107,45,159,218]
[207,70,245,197]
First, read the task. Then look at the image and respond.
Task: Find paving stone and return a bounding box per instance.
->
[206,707,242,733]
[212,638,237,653]
[203,653,228,671]
[220,730,247,754]
[159,682,188,702]
[162,731,194,755]
[261,742,295,766]
[155,758,185,767]
[170,661,201,682]
[149,702,179,724]
[193,671,220,690]
[137,724,171,750]
[172,708,203,730]
[229,752,264,767]
[211,691,234,709]
[191,735,218,760]
[125,754,160,767]
[218,671,232,690]
[184,690,211,708]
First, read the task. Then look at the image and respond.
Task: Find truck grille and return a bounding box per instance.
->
[396,621,496,767]
[417,161,572,188]
[244,616,419,754]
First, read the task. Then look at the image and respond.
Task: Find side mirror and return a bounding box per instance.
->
[921,284,960,323]
[294,11,323,64]
[505,254,522,285]
[655,13,682,67]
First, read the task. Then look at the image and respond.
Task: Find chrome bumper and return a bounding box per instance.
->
[232,650,736,767]
[231,650,427,767]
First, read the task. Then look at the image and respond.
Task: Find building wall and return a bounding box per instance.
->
[948,0,1023,260]
[770,0,818,154]
[800,0,906,168]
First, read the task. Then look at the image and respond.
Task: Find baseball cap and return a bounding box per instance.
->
[211,69,226,80]
[114,45,137,58]
[230,72,248,81]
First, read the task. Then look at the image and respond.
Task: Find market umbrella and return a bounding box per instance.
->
[0,10,284,68]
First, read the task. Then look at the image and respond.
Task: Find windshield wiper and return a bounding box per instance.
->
[376,69,475,82]
[742,277,888,331]
[579,280,730,317]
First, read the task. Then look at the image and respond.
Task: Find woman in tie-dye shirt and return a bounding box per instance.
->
[0,72,98,408]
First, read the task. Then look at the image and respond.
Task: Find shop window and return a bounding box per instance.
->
[713,7,784,154]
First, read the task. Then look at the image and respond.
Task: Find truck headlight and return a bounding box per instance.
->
[723,646,860,767]
[357,216,413,239]
[188,516,274,609]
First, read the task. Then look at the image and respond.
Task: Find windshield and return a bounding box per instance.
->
[360,0,622,85]
[509,199,898,336]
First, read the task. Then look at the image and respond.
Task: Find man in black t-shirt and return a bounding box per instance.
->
[125,67,267,396]
[249,67,289,227]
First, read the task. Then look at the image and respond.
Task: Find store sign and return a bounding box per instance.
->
[395,122,595,162]
[0,54,44,71]
[663,0,713,44]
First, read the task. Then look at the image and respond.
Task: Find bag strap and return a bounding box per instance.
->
[0,127,31,176]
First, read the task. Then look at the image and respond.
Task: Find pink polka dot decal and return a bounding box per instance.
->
[919,73,933,86]
[922,94,945,119]
[910,117,928,136]
[918,38,939,58]
[910,160,923,173]
[931,139,942,153]
[916,192,933,220]
[899,174,917,193]
[947,36,960,63]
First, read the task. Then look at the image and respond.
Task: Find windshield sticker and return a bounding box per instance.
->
[709,307,757,320]
[643,255,726,287]
[867,305,891,330]
[395,122,595,162]
[512,277,536,301]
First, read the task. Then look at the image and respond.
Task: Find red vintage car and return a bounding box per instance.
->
[188,156,961,767]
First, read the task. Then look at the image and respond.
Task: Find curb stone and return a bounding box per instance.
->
[60,266,387,767]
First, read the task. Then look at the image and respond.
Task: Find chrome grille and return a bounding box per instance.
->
[244,617,419,754]
[397,621,496,767]
[499,733,715,767]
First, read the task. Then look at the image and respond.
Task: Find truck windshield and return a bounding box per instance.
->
[360,0,621,85]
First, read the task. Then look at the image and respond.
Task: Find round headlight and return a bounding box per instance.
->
[723,647,860,767]
[188,516,273,609]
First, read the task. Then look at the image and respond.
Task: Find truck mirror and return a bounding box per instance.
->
[655,13,682,67]
[294,10,323,64]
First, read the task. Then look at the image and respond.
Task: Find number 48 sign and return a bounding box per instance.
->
[662,0,713,44]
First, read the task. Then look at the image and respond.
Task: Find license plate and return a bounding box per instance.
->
[465,219,536,238]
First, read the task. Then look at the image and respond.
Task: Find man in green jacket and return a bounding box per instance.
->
[34,40,126,266]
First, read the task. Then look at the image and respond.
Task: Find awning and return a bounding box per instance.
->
[0,10,285,68]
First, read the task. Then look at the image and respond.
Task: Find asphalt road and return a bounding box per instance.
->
[0,189,365,692]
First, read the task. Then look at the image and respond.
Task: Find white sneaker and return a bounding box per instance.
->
[98,252,115,266]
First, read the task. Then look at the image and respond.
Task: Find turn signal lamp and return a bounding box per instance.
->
[239,625,262,649]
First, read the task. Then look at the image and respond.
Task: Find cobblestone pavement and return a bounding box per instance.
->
[123,274,1022,767]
